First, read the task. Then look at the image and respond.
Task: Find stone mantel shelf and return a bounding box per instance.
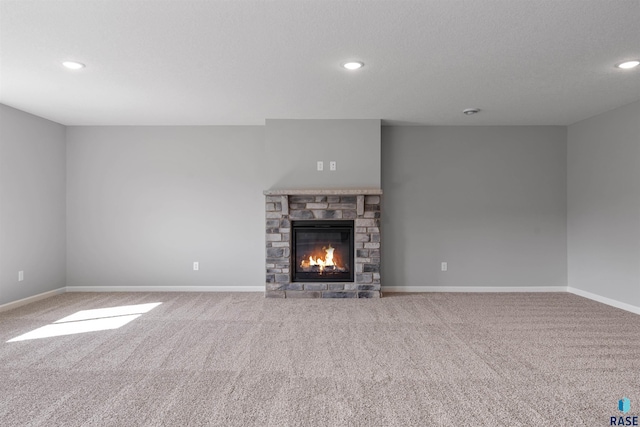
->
[264,188,383,196]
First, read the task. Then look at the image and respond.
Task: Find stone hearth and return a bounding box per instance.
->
[264,189,382,298]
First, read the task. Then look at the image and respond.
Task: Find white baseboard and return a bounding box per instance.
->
[567,287,640,315]
[0,288,66,313]
[65,286,264,293]
[382,286,567,293]
[4,286,638,316]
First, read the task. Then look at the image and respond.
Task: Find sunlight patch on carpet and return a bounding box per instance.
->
[7,302,162,342]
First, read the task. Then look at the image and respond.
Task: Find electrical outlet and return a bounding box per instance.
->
[330,161,337,171]
[18,271,24,281]
[317,161,324,171]
[193,262,199,271]
[441,262,448,272]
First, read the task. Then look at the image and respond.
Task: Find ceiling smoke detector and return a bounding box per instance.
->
[463,108,480,115]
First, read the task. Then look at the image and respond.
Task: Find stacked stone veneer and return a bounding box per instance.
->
[264,190,382,298]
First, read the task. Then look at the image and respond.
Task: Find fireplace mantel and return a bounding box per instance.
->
[264,189,382,298]
[264,188,383,196]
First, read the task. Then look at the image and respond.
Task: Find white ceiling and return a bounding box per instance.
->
[1,0,639,126]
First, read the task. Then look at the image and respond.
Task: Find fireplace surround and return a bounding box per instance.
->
[264,189,382,298]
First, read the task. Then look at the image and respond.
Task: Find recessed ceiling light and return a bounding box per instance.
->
[62,61,85,70]
[616,60,639,69]
[463,108,480,115]
[342,61,364,70]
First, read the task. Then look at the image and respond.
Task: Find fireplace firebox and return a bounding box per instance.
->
[291,220,354,282]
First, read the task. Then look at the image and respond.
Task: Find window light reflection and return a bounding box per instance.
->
[7,302,162,342]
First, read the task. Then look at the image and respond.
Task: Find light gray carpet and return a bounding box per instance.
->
[0,292,638,426]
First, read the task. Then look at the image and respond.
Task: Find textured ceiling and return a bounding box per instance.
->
[0,0,639,126]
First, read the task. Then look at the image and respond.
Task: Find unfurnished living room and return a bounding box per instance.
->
[1,1,639,426]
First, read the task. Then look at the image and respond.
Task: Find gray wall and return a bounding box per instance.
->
[265,119,381,190]
[68,123,569,293]
[66,126,265,289]
[6,101,637,306]
[381,126,567,288]
[568,101,640,307]
[0,104,66,305]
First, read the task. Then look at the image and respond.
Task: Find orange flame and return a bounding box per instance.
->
[300,244,341,271]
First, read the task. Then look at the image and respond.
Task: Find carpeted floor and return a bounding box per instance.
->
[0,291,638,426]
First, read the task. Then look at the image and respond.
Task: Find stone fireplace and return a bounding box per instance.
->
[264,189,382,298]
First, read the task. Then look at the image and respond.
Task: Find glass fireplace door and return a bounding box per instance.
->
[291,220,354,282]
